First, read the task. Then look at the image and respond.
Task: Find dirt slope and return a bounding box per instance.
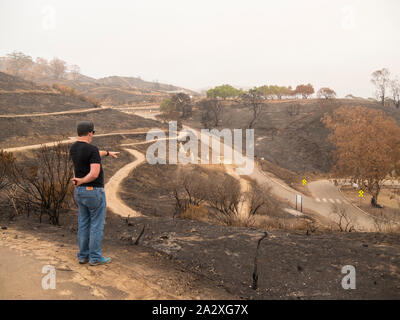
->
[187,99,400,174]
[0,72,97,115]
[0,108,165,149]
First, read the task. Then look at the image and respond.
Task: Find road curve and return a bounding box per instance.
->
[104,148,145,217]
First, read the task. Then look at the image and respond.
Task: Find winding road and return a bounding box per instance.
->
[105,148,145,217]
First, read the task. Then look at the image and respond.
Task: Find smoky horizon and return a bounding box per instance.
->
[1,0,400,98]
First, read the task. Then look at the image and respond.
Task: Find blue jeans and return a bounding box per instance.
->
[74,186,107,263]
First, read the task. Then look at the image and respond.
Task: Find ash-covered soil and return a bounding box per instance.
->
[0,71,97,115]
[0,71,48,91]
[1,208,399,300]
[0,92,96,115]
[116,215,400,299]
[0,109,165,149]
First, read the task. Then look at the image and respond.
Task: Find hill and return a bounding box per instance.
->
[187,99,400,175]
[0,72,97,114]
[34,75,199,106]
[0,108,164,149]
[0,71,49,91]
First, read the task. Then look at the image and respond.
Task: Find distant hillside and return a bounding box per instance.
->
[34,75,199,106]
[0,72,96,115]
[95,76,182,92]
[188,98,400,174]
[0,71,50,92]
[0,53,199,105]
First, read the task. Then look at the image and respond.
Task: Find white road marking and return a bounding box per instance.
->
[315,198,321,202]
[329,199,335,203]
[322,198,327,202]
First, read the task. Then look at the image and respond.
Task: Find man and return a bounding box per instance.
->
[69,121,119,266]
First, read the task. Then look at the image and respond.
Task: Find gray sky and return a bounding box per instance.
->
[1,0,400,97]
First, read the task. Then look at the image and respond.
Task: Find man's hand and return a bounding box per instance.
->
[71,177,83,186]
[109,151,119,158]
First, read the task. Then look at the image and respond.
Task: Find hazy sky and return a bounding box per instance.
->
[1,0,400,97]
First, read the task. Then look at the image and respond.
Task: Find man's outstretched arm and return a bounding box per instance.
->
[99,150,120,158]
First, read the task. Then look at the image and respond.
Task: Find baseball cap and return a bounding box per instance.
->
[77,121,95,136]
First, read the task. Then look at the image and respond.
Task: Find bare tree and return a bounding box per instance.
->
[198,98,223,129]
[206,175,242,225]
[171,93,192,119]
[0,150,14,192]
[371,68,390,106]
[245,182,274,216]
[242,89,265,129]
[69,64,81,80]
[172,167,242,224]
[172,168,210,218]
[32,57,50,79]
[49,57,67,80]
[4,51,33,78]
[10,143,74,225]
[331,205,355,232]
[390,78,400,109]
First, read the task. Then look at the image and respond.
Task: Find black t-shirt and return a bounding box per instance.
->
[69,141,104,187]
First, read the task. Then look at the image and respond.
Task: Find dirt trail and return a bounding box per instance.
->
[0,224,232,299]
[105,148,145,217]
[0,106,111,118]
[3,129,164,153]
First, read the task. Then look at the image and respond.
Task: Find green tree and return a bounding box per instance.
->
[256,85,294,99]
[206,84,242,99]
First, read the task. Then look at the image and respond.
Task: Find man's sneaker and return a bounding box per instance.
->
[79,259,89,264]
[89,257,111,266]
